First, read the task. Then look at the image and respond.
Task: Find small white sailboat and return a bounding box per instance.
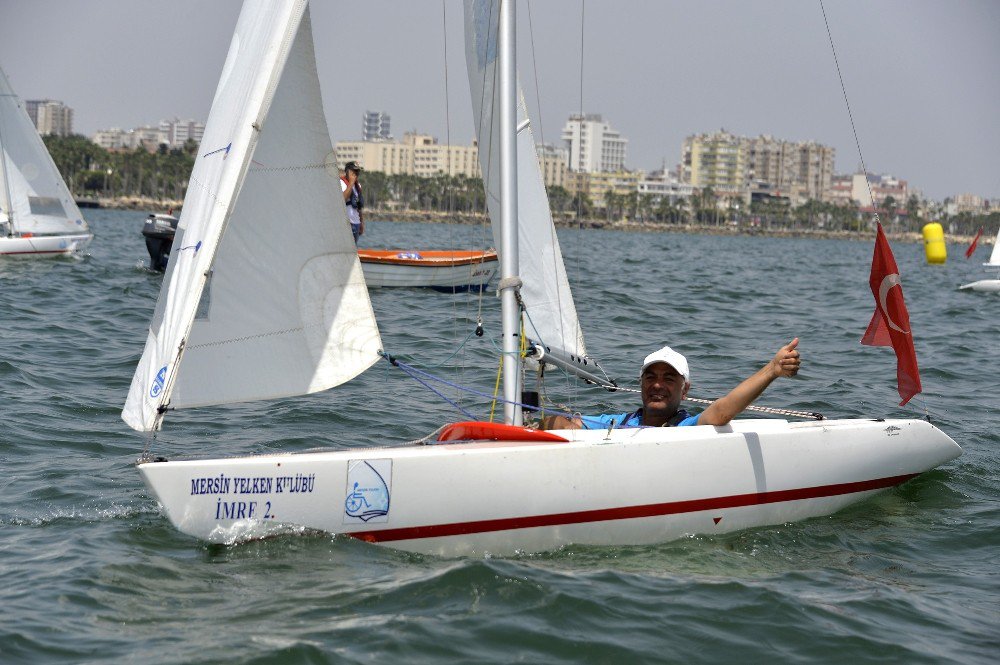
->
[959,228,1000,292]
[124,0,961,556]
[0,65,92,256]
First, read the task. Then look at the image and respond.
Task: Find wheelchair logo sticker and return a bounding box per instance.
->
[150,365,168,398]
[344,459,391,523]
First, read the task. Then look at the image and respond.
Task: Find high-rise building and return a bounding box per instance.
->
[561,114,627,173]
[362,110,391,142]
[27,99,74,136]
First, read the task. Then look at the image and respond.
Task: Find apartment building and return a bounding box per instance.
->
[952,193,990,214]
[159,118,205,148]
[334,131,577,189]
[638,170,695,203]
[683,130,835,204]
[536,143,568,189]
[561,114,627,173]
[828,172,910,209]
[27,99,74,136]
[852,172,908,208]
[566,170,641,208]
[92,126,163,151]
[92,119,203,152]
[683,130,747,193]
[335,133,482,178]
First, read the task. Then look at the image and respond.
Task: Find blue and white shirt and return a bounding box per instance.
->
[579,408,700,430]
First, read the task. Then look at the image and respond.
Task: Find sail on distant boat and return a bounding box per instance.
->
[0,65,92,256]
[125,0,961,556]
[964,227,983,259]
[959,225,1000,292]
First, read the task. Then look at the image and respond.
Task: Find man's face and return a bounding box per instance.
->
[640,362,689,418]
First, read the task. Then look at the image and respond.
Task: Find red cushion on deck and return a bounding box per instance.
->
[437,421,569,443]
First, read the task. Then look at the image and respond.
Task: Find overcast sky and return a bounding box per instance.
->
[2,0,997,201]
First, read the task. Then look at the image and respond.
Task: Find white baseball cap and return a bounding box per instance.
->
[640,346,690,382]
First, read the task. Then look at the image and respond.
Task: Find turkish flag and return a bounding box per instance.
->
[965,227,984,259]
[861,222,921,405]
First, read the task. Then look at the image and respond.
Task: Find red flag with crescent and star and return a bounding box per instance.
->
[861,222,921,405]
[965,227,984,259]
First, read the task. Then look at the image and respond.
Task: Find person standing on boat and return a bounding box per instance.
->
[340,161,364,243]
[541,339,801,429]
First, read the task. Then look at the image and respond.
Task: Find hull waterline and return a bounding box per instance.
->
[137,418,961,556]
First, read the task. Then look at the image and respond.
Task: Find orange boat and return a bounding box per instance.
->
[357,249,498,292]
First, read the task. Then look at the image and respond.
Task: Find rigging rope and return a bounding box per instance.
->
[821,1,934,417]
[609,384,824,420]
[819,0,880,225]
[383,352,823,422]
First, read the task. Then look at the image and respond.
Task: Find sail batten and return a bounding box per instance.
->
[122,0,380,432]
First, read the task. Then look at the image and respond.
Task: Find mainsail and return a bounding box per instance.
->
[122,0,381,432]
[0,65,88,236]
[464,0,587,363]
[988,227,1000,267]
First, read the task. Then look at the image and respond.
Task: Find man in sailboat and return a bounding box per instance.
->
[341,161,364,243]
[541,339,801,429]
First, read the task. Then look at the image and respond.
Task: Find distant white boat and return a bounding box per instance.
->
[959,228,1000,292]
[123,0,961,556]
[0,65,92,257]
[358,248,497,291]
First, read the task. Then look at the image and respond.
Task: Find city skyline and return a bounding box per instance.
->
[1,0,997,202]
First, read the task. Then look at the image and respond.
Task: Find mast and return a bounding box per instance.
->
[0,95,14,236]
[498,0,522,425]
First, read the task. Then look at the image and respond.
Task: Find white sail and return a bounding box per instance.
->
[122,0,381,432]
[0,65,88,236]
[464,0,586,361]
[988,227,1000,266]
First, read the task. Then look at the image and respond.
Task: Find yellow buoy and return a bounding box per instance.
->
[922,222,947,264]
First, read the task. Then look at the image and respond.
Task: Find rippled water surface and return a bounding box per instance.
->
[1,211,997,663]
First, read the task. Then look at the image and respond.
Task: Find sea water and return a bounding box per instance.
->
[1,210,996,663]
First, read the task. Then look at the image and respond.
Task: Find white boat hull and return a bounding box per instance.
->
[137,418,961,556]
[0,233,93,256]
[958,279,1000,292]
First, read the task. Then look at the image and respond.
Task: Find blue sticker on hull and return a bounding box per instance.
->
[344,460,391,523]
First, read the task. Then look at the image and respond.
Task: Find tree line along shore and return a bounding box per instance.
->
[48,134,995,246]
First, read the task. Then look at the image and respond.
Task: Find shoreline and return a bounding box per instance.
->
[89,197,990,246]
[364,209,988,246]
